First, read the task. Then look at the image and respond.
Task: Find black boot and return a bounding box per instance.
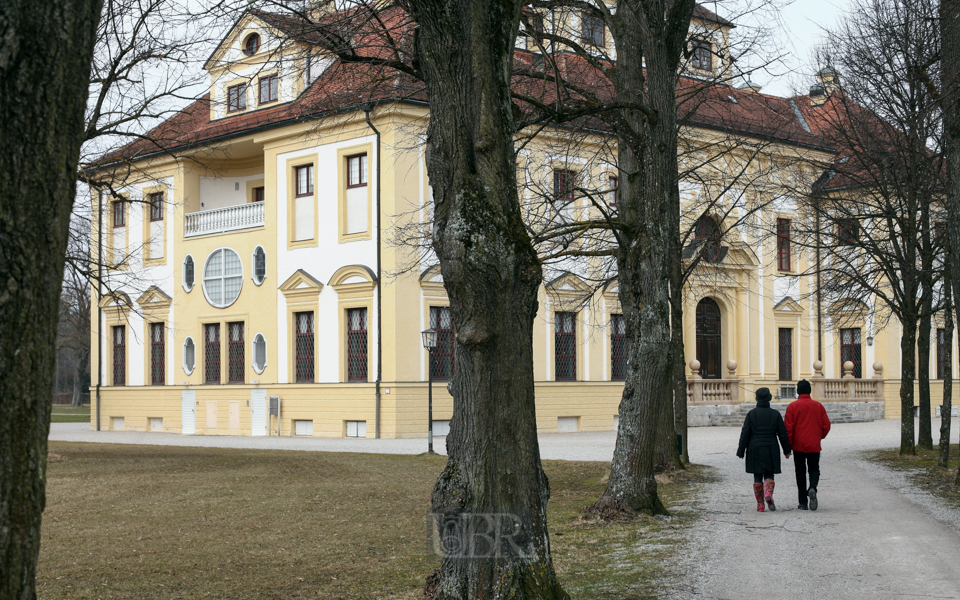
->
[808,471,820,511]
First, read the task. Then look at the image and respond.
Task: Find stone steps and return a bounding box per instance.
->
[689,400,884,427]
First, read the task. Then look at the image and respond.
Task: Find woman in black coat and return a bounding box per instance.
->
[737,387,792,511]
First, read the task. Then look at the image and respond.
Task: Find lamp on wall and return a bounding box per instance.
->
[866,335,874,346]
[421,328,438,454]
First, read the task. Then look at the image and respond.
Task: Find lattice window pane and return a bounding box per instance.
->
[228,322,245,383]
[184,256,195,290]
[205,324,221,384]
[840,328,862,378]
[778,328,792,382]
[347,308,368,381]
[151,322,165,385]
[253,334,266,373]
[555,312,577,380]
[430,306,455,380]
[611,314,627,380]
[112,326,125,385]
[295,312,314,382]
[184,337,195,374]
[253,247,266,283]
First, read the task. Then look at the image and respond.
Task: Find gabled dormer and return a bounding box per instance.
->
[685,5,735,84]
[204,10,332,121]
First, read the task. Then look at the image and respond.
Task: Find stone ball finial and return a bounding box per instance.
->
[690,359,701,371]
[843,361,855,378]
[873,362,883,378]
[813,360,823,372]
[726,360,737,376]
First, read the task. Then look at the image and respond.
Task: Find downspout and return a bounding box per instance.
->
[362,103,382,438]
[96,189,103,431]
[816,203,823,362]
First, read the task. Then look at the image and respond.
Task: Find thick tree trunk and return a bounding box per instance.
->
[900,319,919,455]
[0,2,102,598]
[410,1,566,598]
[917,306,933,450]
[938,284,953,468]
[588,0,695,518]
[671,240,689,465]
[943,0,960,486]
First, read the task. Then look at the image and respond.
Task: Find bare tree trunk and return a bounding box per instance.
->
[671,234,689,464]
[918,308,934,450]
[408,1,565,598]
[0,1,102,598]
[943,0,960,486]
[939,281,953,468]
[900,318,919,455]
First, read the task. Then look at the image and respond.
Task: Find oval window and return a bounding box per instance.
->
[253,333,267,374]
[183,337,196,374]
[252,246,266,285]
[183,255,195,292]
[203,248,243,308]
[244,33,261,56]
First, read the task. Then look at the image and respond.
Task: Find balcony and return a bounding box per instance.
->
[184,202,264,237]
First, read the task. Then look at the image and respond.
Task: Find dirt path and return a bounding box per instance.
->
[665,419,960,599]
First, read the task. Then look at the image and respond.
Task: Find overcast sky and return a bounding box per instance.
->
[742,0,855,96]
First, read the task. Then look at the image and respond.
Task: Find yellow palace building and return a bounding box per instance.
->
[88,5,954,438]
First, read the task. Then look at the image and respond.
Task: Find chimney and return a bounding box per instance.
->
[809,83,827,107]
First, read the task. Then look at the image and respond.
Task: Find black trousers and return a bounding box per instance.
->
[793,451,821,505]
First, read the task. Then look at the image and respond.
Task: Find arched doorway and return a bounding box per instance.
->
[696,298,722,379]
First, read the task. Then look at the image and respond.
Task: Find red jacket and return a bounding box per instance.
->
[784,394,831,453]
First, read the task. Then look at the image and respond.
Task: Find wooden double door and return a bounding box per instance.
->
[696,298,722,379]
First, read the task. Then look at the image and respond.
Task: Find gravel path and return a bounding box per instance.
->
[665,418,960,600]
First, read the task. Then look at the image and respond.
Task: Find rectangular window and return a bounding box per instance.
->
[611,314,627,380]
[228,322,245,383]
[258,74,279,104]
[840,328,862,378]
[778,328,793,381]
[347,308,368,381]
[347,154,368,187]
[204,323,221,384]
[295,164,314,197]
[150,322,165,385]
[938,328,948,380]
[777,218,791,271]
[553,169,577,201]
[295,312,315,382]
[112,326,125,386]
[581,12,605,46]
[838,218,859,245]
[524,10,544,49]
[609,175,619,208]
[691,40,712,71]
[149,192,164,221]
[555,312,577,380]
[227,84,247,113]
[430,306,456,380]
[252,186,264,203]
[112,200,126,228]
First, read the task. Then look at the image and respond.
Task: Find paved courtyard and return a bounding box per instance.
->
[50,418,960,598]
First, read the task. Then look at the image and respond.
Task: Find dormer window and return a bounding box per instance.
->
[227,84,247,113]
[581,12,605,47]
[243,33,261,56]
[259,74,278,105]
[690,40,712,71]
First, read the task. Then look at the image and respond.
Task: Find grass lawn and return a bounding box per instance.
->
[50,406,91,423]
[38,442,708,599]
[865,443,960,510]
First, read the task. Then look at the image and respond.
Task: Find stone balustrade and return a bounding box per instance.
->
[686,359,741,405]
[810,359,885,402]
[184,202,265,237]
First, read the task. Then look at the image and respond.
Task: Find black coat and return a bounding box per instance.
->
[737,400,791,474]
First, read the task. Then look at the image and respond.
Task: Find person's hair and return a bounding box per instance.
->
[797,379,811,395]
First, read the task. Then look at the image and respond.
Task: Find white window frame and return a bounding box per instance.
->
[183,336,196,375]
[183,254,195,292]
[252,245,266,286]
[202,247,243,308]
[252,332,267,374]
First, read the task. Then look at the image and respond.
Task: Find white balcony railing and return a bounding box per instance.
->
[184,202,264,237]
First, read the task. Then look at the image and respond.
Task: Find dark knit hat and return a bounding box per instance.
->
[797,379,811,395]
[755,387,772,403]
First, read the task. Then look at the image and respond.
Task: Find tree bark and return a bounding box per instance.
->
[0,1,102,598]
[917,308,933,450]
[588,0,695,518]
[409,1,566,598]
[900,318,918,455]
[671,219,689,465]
[938,281,953,468]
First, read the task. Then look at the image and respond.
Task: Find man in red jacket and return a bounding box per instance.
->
[784,379,831,511]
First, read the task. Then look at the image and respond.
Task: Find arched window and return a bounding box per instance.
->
[253,333,267,374]
[694,215,723,263]
[203,248,243,308]
[252,246,266,285]
[183,255,195,292]
[183,337,196,375]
